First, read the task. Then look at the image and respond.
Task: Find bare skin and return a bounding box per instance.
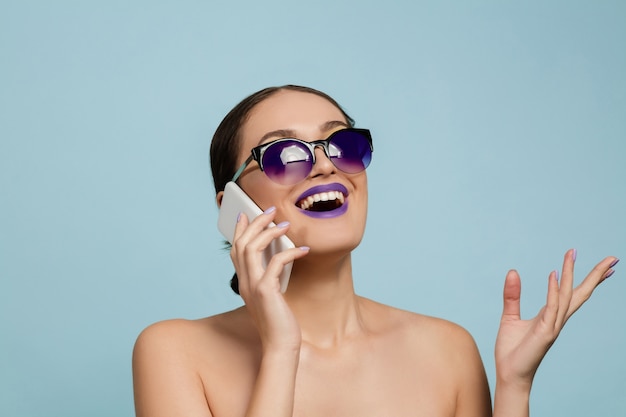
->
[133,298,491,417]
[132,90,618,417]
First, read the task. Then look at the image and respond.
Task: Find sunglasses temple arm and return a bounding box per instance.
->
[230,155,255,183]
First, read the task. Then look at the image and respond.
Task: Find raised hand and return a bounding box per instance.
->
[494,249,619,389]
[230,207,310,352]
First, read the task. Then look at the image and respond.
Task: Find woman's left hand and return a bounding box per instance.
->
[494,249,618,390]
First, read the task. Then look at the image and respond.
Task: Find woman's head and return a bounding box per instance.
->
[210,85,354,197]
[210,86,369,294]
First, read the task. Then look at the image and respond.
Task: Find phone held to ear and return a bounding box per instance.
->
[218,181,295,293]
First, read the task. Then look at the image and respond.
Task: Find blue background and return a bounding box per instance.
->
[1,1,624,416]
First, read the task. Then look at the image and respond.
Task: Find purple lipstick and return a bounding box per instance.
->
[296,183,349,219]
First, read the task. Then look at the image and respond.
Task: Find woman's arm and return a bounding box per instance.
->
[133,320,214,417]
[493,250,618,417]
[228,209,310,417]
[454,328,493,417]
[133,209,308,417]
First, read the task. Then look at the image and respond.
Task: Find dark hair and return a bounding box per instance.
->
[209,85,355,294]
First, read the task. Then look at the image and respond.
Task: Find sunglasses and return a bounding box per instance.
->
[231,128,373,185]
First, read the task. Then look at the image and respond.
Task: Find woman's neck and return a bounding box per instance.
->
[284,252,365,349]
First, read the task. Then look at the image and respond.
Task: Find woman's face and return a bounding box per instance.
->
[230,90,368,254]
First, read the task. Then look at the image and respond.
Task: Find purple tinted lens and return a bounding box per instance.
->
[261,141,313,185]
[329,131,372,173]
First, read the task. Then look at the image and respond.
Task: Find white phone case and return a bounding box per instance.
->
[218,181,295,292]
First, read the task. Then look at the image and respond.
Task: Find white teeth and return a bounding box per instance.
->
[297,191,345,210]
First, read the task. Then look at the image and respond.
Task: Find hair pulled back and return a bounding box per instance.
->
[209,85,355,294]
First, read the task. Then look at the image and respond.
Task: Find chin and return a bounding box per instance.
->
[287,193,368,252]
[293,225,365,255]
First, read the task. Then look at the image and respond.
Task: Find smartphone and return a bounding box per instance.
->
[218,181,295,293]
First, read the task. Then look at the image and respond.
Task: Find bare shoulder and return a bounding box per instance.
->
[134,318,202,349]
[358,297,479,356]
[355,297,491,414]
[132,308,259,416]
[133,306,256,359]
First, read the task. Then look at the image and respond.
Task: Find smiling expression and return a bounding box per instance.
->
[232,90,369,252]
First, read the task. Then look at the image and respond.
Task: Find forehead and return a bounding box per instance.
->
[241,90,347,142]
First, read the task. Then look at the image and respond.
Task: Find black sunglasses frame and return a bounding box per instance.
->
[231,128,373,183]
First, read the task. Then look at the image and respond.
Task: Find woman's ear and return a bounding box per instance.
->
[216,191,224,208]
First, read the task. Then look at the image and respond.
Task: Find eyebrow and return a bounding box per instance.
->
[257,120,350,145]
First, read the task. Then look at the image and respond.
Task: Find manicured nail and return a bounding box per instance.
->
[264,206,276,215]
[609,258,620,268]
[236,212,242,222]
[605,269,615,279]
[554,270,559,282]
[277,221,289,228]
[299,246,310,251]
[572,249,577,262]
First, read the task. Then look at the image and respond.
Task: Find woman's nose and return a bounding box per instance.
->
[309,146,336,177]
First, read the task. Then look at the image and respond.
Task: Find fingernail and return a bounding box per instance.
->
[554,270,559,282]
[299,246,310,251]
[572,249,577,262]
[277,221,289,228]
[264,206,276,215]
[236,212,242,222]
[605,269,615,279]
[610,258,620,268]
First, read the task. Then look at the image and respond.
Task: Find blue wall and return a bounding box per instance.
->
[1,1,624,416]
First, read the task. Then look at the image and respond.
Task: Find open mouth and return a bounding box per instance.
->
[297,191,345,211]
[295,183,349,217]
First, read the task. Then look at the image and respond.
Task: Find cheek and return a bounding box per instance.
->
[239,173,269,203]
[240,176,292,217]
[353,175,368,209]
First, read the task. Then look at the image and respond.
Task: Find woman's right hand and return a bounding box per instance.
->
[230,206,309,353]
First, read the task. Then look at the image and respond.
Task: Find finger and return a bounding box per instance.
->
[241,221,294,279]
[230,213,250,292]
[231,208,281,293]
[556,249,576,327]
[602,257,619,280]
[542,270,560,329]
[258,246,311,289]
[502,270,522,320]
[603,269,616,280]
[566,256,619,319]
[232,212,250,243]
[234,206,277,245]
[231,207,278,264]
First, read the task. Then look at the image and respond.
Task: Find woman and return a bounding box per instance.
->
[132,85,619,417]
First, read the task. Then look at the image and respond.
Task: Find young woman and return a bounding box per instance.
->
[132,85,618,417]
